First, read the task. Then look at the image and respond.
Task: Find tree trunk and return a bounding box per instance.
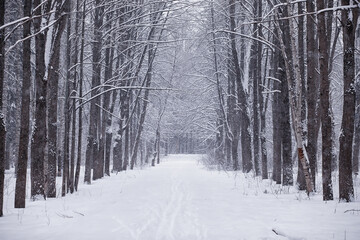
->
[305,0,319,190]
[62,2,72,196]
[92,0,104,181]
[0,0,6,216]
[296,0,306,190]
[130,42,156,170]
[100,10,114,177]
[14,0,32,209]
[258,2,268,180]
[281,67,293,186]
[317,0,334,201]
[47,0,68,198]
[123,99,130,171]
[272,41,282,184]
[156,127,161,164]
[275,1,314,194]
[354,22,360,174]
[251,0,261,176]
[69,0,81,194]
[210,0,227,167]
[31,0,49,200]
[74,0,86,191]
[339,1,358,202]
[229,0,251,172]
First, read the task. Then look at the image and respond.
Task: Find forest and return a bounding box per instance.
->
[0,0,359,229]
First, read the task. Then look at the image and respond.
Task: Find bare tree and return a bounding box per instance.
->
[84,0,104,183]
[229,0,252,172]
[306,0,319,190]
[0,0,6,217]
[30,0,51,200]
[47,0,69,198]
[74,0,87,191]
[14,0,32,208]
[317,0,334,201]
[339,0,358,202]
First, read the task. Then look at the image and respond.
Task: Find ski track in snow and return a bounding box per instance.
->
[1,154,360,240]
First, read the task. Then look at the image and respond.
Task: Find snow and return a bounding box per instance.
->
[1,154,360,240]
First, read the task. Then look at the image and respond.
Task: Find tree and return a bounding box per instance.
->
[338,0,358,202]
[47,0,69,198]
[31,0,50,200]
[250,0,261,176]
[74,0,87,191]
[0,0,6,217]
[229,0,252,172]
[84,0,104,183]
[305,0,319,190]
[273,0,313,193]
[354,21,360,175]
[317,0,334,201]
[14,0,32,208]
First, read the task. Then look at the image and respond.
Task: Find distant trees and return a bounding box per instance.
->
[204,0,359,200]
[0,0,200,215]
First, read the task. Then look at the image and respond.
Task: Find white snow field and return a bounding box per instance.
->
[1,154,360,240]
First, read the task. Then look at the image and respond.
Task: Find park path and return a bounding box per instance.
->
[1,154,359,240]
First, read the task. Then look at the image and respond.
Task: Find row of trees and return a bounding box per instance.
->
[0,0,202,216]
[0,0,359,216]
[203,0,359,201]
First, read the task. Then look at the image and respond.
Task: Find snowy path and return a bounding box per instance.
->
[1,154,360,240]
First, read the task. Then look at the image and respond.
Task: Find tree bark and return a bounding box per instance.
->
[47,0,68,198]
[229,0,252,172]
[297,0,306,190]
[69,0,81,194]
[0,0,6,217]
[317,0,334,201]
[354,23,360,175]
[31,0,49,200]
[14,0,32,209]
[62,1,72,196]
[274,1,313,194]
[272,42,282,184]
[281,66,293,186]
[74,0,86,191]
[91,0,104,181]
[306,0,319,190]
[339,1,358,202]
[251,0,261,176]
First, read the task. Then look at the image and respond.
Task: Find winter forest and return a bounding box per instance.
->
[0,0,360,239]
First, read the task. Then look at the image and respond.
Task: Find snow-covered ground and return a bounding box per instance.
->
[1,154,360,240]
